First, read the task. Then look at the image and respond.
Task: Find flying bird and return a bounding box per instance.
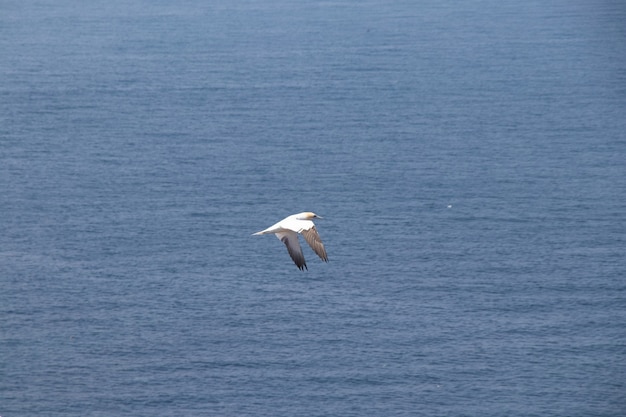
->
[252,212,328,270]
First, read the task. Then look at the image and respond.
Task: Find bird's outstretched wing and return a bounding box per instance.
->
[276,231,307,270]
[301,227,328,262]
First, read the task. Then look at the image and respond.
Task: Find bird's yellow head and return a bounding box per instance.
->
[297,212,322,220]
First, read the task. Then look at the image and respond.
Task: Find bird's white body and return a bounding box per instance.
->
[253,212,328,270]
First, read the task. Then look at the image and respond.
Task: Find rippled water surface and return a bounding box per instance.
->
[1,1,625,415]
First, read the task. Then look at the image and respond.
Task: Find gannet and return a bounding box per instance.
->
[252,212,328,270]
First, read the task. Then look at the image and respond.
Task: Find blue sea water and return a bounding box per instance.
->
[1,0,625,415]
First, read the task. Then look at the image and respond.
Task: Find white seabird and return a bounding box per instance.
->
[252,212,328,270]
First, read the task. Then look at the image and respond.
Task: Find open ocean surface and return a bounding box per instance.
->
[1,1,625,416]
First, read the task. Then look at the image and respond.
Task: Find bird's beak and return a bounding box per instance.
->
[315,215,323,219]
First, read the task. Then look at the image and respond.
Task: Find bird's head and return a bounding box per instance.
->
[297,212,323,220]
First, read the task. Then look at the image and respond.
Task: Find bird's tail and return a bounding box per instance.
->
[252,230,266,236]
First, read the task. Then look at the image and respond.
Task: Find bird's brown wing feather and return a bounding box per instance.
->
[301,227,328,262]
